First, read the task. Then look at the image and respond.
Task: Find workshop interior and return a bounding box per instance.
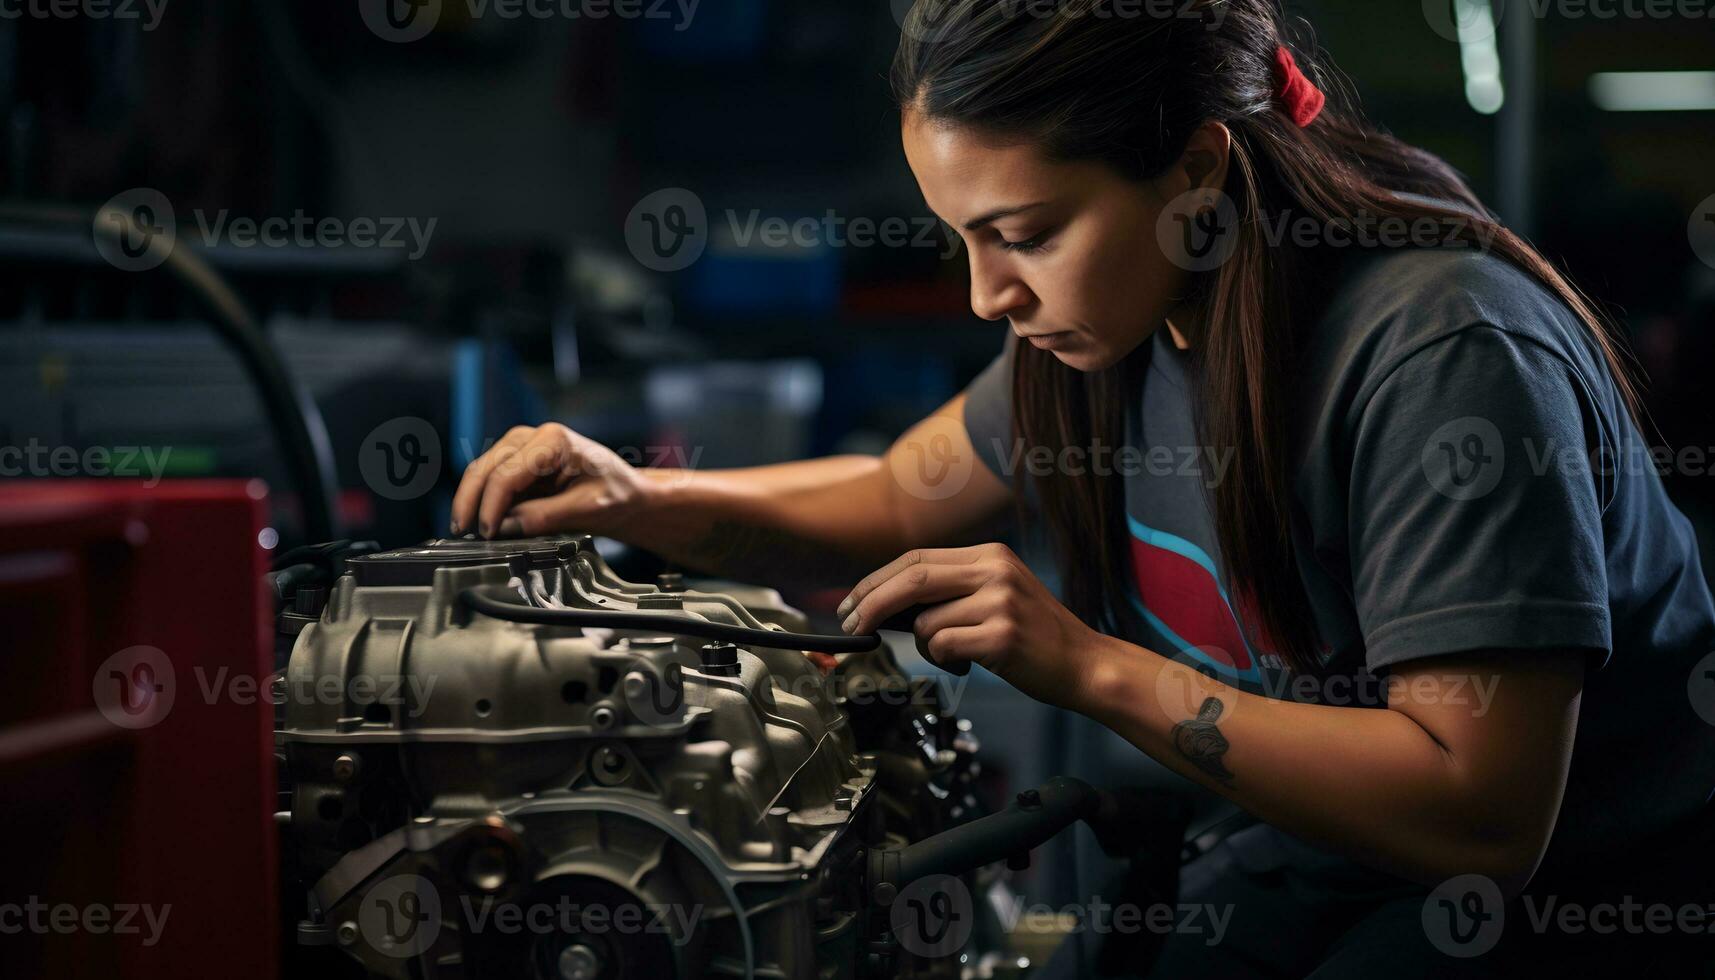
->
[3,0,1714,978]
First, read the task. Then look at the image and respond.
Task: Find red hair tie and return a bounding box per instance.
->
[1272,44,1325,128]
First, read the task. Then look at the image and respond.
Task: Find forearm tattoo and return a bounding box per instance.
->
[1172,696,1236,789]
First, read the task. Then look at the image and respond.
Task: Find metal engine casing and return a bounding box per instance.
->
[277,536,977,979]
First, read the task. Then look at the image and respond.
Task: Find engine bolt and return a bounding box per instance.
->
[465,841,510,893]
[699,642,741,677]
[336,921,359,946]
[591,746,629,785]
[590,705,617,730]
[332,754,360,783]
[559,943,606,980]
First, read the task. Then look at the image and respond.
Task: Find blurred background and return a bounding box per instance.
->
[1,0,1713,922]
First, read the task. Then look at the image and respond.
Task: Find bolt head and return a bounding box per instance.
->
[559,943,605,980]
[332,754,359,782]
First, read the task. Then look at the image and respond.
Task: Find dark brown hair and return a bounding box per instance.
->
[890,0,1643,672]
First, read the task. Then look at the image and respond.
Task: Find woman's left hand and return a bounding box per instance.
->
[835,543,1105,708]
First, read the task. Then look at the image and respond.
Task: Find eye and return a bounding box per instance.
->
[1000,232,1052,255]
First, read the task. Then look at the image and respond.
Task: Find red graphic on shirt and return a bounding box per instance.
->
[1129,535,1282,673]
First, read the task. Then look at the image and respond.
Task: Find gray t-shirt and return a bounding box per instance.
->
[962,247,1715,877]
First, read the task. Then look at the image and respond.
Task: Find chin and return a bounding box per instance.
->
[1051,345,1116,373]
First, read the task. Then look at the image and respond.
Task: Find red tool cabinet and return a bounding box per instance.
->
[0,480,278,979]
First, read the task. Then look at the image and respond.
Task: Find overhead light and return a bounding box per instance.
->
[1454,0,1504,115]
[1589,71,1715,112]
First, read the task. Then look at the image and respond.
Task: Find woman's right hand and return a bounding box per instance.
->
[450,423,658,540]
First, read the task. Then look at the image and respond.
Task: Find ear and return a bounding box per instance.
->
[1156,121,1232,198]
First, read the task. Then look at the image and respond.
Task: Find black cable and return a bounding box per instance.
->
[459,585,883,653]
[869,777,1106,889]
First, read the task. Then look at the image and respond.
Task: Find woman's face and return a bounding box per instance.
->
[902,111,1215,371]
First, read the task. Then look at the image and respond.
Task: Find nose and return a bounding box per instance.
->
[968,251,1032,322]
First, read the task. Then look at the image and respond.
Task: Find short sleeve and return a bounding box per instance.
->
[961,333,1017,481]
[1348,324,1614,673]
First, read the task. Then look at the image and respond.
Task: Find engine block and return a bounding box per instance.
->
[274,536,981,980]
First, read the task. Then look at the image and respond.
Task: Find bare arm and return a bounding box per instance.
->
[1081,638,1584,894]
[448,393,1014,590]
[835,544,1586,895]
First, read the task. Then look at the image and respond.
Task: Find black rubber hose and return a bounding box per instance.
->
[459,585,883,653]
[869,776,1106,901]
[145,217,342,543]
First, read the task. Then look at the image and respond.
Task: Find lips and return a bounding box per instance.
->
[1019,330,1074,350]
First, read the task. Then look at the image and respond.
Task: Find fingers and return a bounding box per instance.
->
[836,543,1011,620]
[908,594,993,676]
[840,560,995,635]
[475,426,579,539]
[910,592,991,637]
[451,425,536,535]
[496,484,607,538]
[921,624,992,675]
